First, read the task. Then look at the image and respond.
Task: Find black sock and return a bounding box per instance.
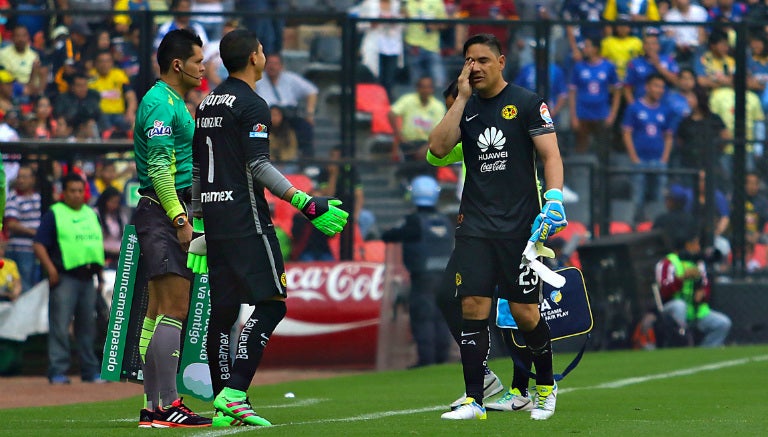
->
[511,346,533,395]
[228,300,287,392]
[521,317,554,386]
[206,303,240,398]
[459,318,490,405]
[499,328,533,394]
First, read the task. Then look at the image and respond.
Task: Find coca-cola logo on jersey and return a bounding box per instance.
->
[480,160,507,173]
[286,262,385,302]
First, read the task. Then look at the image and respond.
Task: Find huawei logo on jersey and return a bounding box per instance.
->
[478,127,506,153]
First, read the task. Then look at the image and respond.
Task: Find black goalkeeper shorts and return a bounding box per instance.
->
[452,236,542,304]
[207,233,287,306]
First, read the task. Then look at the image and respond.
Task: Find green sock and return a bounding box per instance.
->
[139,316,157,364]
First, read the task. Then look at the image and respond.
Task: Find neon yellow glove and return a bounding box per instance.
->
[290,190,349,236]
[186,218,208,274]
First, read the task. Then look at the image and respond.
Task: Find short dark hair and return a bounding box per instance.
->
[220,29,261,74]
[95,49,113,60]
[170,0,190,10]
[62,172,85,190]
[442,79,459,100]
[645,72,665,84]
[157,28,203,74]
[463,33,502,57]
[708,30,729,46]
[586,36,602,49]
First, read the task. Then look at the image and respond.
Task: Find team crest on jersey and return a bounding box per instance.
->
[455,273,462,286]
[501,104,518,120]
[148,120,172,138]
[281,273,287,287]
[540,102,553,126]
[249,123,268,138]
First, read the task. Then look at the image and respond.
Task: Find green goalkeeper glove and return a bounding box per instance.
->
[186,218,208,274]
[290,190,349,236]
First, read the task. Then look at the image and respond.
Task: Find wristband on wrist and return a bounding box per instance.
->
[290,190,310,210]
[543,188,563,202]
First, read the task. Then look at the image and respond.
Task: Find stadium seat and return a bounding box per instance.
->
[361,240,386,262]
[555,220,589,244]
[305,35,342,82]
[356,83,393,135]
[610,221,634,234]
[593,221,634,237]
[635,221,654,232]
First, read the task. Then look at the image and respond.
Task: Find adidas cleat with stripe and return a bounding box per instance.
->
[486,387,533,412]
[212,410,249,427]
[450,370,504,409]
[151,398,212,428]
[138,408,155,428]
[530,383,557,420]
[213,387,273,427]
[441,397,487,420]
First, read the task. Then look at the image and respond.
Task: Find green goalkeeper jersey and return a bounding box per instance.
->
[133,80,194,220]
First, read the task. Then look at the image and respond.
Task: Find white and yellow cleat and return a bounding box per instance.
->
[449,371,504,410]
[441,397,487,420]
[530,384,557,420]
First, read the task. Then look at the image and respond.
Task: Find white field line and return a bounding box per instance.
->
[126,354,768,435]
[558,354,768,393]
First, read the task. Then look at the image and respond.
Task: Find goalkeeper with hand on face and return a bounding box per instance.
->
[429,33,567,422]
[187,29,348,428]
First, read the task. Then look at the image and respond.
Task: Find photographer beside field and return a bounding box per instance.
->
[655,231,732,347]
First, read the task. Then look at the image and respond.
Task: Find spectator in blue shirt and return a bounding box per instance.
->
[624,29,680,104]
[663,68,697,133]
[747,31,768,112]
[569,36,622,153]
[514,60,568,123]
[561,0,607,65]
[707,0,748,22]
[622,73,674,219]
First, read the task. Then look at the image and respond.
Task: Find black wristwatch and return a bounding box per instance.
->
[173,215,187,228]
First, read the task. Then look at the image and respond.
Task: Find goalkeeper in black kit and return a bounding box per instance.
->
[186,29,348,427]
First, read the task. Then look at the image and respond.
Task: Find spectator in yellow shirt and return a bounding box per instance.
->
[89,50,137,132]
[710,86,764,181]
[0,242,22,302]
[601,17,643,80]
[694,30,735,90]
[603,0,660,22]
[0,25,44,96]
[388,76,446,162]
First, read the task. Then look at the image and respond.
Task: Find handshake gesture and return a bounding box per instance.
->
[290,190,349,236]
[529,188,568,243]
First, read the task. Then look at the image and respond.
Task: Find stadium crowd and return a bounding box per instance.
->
[0,0,766,367]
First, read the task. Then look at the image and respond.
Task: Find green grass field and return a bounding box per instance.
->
[1,345,766,436]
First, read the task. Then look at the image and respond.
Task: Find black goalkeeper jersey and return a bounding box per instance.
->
[192,77,275,240]
[456,83,556,239]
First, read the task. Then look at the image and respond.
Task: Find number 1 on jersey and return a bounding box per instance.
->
[206,136,214,183]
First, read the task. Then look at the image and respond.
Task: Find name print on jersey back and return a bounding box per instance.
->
[192,78,276,240]
[198,93,237,111]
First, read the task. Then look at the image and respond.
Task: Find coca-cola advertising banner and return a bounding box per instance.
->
[255,261,408,368]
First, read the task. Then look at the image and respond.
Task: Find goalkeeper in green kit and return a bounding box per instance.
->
[186,29,348,427]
